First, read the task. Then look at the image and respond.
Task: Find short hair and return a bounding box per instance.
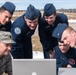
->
[64,26,75,33]
[0,6,6,12]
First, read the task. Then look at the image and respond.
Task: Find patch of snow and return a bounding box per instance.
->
[33,51,44,59]
[68,19,76,23]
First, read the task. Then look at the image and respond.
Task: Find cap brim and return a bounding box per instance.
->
[2,40,15,44]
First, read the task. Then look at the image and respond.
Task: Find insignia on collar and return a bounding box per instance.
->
[57,33,59,36]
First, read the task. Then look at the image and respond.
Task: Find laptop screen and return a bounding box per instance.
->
[58,68,76,75]
[12,59,56,75]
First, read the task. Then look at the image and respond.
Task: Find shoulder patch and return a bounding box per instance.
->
[69,59,75,65]
[14,27,21,34]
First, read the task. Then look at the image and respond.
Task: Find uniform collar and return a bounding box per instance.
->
[0,24,1,26]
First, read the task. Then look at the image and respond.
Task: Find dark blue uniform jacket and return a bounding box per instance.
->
[11,14,36,59]
[38,13,68,52]
[54,46,76,68]
[0,21,11,31]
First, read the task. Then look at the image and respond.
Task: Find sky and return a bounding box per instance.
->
[0,0,76,10]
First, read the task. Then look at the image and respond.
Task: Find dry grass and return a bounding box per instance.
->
[12,11,76,20]
[32,35,42,51]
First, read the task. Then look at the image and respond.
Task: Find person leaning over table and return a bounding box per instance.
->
[11,4,41,59]
[52,23,76,75]
[0,31,15,75]
[52,23,76,48]
[54,41,76,71]
[0,1,16,31]
[38,3,68,58]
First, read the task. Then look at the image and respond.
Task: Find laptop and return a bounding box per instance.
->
[58,68,76,75]
[12,59,56,75]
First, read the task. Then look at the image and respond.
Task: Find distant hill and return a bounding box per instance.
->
[12,9,76,20]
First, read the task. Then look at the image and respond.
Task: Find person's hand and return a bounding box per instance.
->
[49,51,54,59]
[67,64,72,68]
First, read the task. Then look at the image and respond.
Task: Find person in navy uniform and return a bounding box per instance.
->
[38,3,68,58]
[11,4,41,59]
[54,42,76,68]
[52,24,76,74]
[0,2,16,31]
[52,23,76,48]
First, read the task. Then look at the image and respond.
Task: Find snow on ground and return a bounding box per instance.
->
[33,51,44,59]
[68,19,76,23]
